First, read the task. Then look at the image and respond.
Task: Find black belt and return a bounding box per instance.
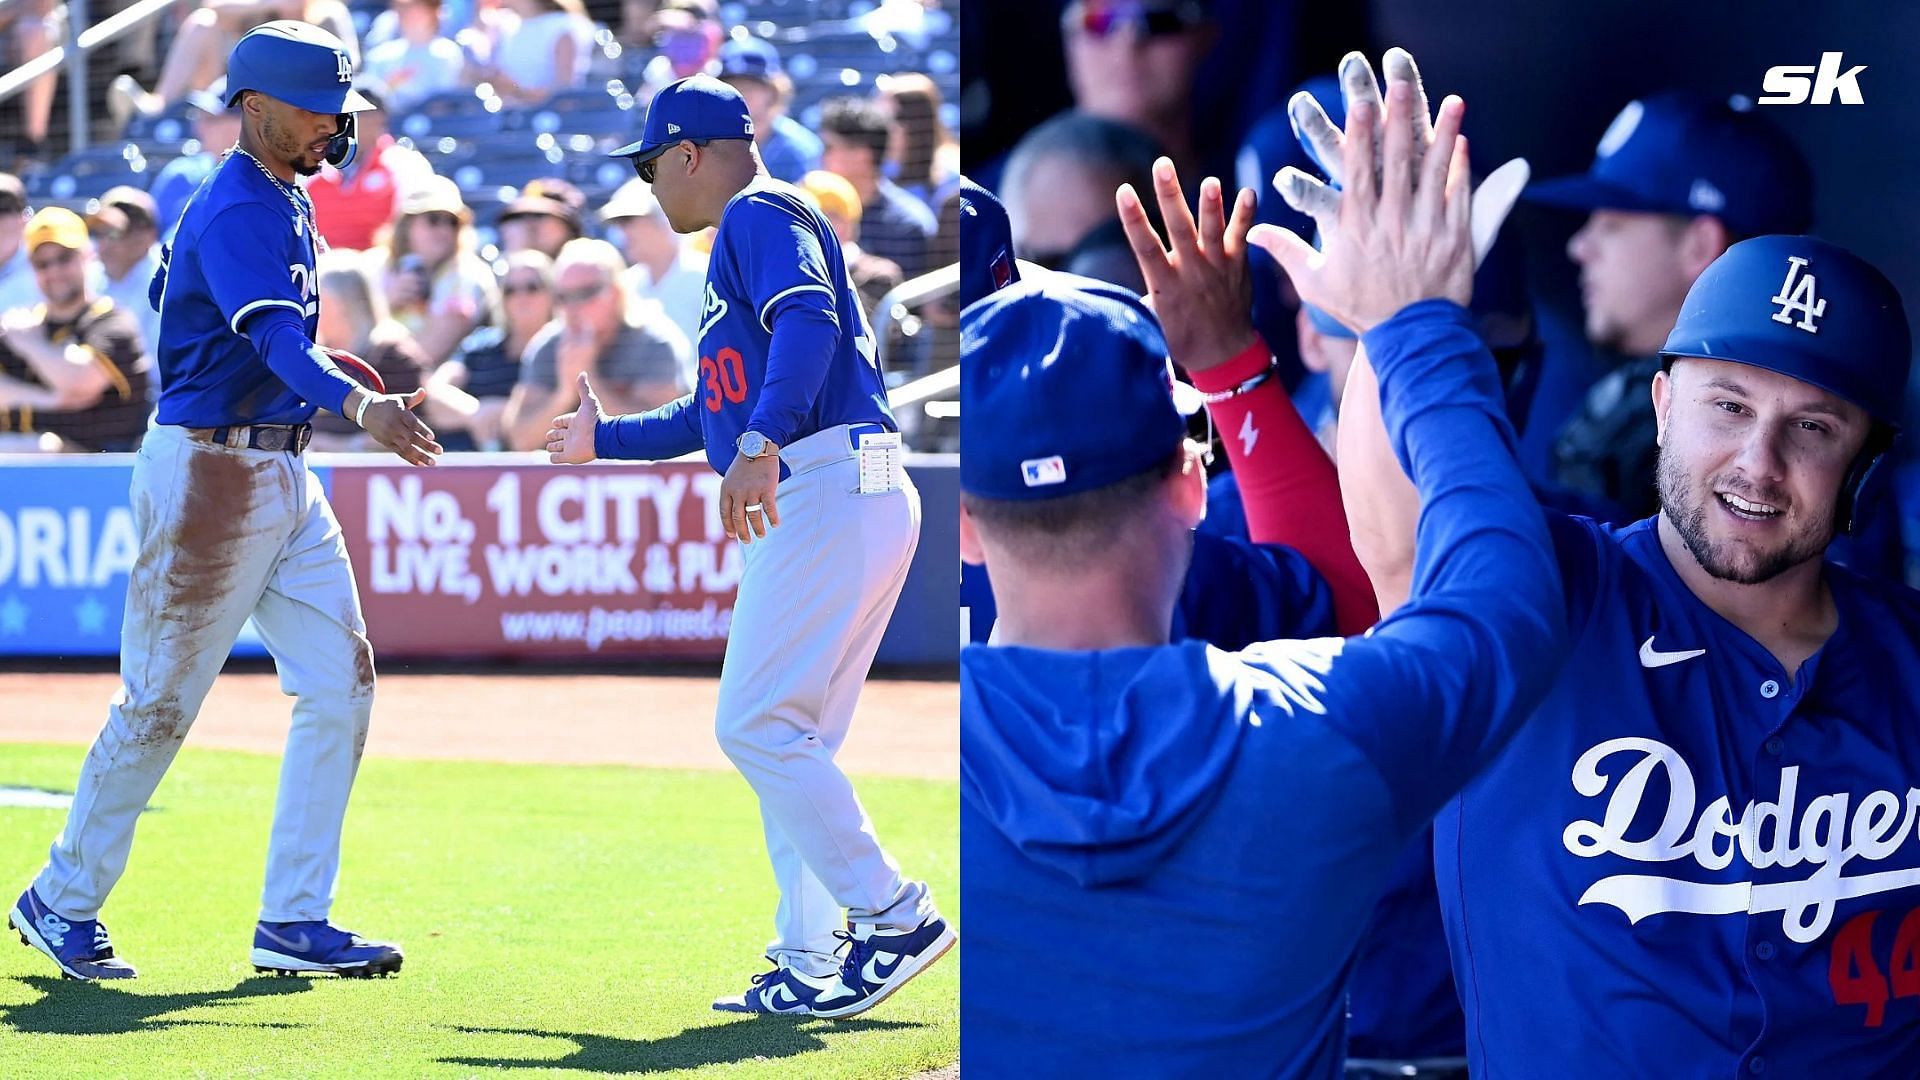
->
[200,423,313,453]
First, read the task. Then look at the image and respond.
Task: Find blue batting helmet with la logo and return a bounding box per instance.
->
[224,20,376,118]
[1661,235,1911,428]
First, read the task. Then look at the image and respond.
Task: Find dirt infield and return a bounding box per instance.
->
[0,668,957,780]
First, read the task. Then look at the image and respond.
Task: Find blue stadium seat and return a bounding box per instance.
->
[28,144,165,202]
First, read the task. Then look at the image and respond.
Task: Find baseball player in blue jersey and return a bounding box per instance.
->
[1273,48,1920,1079]
[544,75,952,1018]
[8,21,439,982]
[961,80,1568,1076]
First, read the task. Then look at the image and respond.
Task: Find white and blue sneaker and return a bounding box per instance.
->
[9,887,138,980]
[712,962,840,1016]
[813,911,956,1019]
[252,920,404,977]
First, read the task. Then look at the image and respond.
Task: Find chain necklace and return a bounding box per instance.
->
[231,145,327,254]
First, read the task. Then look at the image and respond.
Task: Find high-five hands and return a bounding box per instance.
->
[1114,161,1260,373]
[1252,48,1530,332]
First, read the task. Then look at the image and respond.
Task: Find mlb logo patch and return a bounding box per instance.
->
[991,248,1013,291]
[1021,456,1067,487]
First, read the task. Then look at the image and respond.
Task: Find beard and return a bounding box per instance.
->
[261,114,325,177]
[1655,441,1834,585]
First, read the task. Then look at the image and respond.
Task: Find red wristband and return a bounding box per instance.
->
[1187,335,1273,393]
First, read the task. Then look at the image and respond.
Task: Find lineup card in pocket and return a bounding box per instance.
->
[858,431,903,494]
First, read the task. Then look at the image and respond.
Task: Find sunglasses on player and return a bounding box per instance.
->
[1065,0,1206,38]
[635,139,710,184]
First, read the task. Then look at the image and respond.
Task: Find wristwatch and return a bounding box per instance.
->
[737,430,779,460]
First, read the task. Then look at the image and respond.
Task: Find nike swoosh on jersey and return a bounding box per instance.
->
[1639,635,1706,668]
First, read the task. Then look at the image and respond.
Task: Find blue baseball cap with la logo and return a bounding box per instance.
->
[961,273,1196,500]
[1524,90,1812,238]
[612,76,757,168]
[1661,235,1910,426]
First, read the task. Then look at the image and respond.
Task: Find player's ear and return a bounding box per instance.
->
[1168,441,1207,529]
[958,501,986,566]
[1651,366,1673,447]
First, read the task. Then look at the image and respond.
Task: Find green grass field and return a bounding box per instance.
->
[0,745,958,1079]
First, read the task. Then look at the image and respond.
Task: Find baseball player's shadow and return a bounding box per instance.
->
[0,974,315,1035]
[438,1017,926,1072]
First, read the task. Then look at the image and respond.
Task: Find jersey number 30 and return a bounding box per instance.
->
[700,347,748,412]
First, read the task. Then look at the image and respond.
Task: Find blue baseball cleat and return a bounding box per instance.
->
[9,887,138,980]
[812,911,956,1019]
[252,920,404,977]
[712,963,841,1016]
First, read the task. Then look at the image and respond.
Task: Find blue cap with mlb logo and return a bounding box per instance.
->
[962,273,1190,500]
[1523,90,1812,238]
[611,75,757,168]
[1661,235,1910,427]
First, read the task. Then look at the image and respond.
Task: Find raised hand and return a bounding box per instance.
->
[1248,73,1474,334]
[1273,48,1528,276]
[1115,159,1260,373]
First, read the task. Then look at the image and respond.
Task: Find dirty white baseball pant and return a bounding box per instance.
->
[35,424,375,923]
[715,423,930,978]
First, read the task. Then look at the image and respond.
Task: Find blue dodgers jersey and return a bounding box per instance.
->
[1438,513,1920,1078]
[152,154,323,427]
[695,179,893,473]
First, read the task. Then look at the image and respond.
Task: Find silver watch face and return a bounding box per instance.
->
[739,431,768,458]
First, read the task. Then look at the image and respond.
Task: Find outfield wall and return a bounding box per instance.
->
[0,453,959,666]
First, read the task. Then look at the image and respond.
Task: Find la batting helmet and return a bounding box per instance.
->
[224,21,377,168]
[1660,235,1913,530]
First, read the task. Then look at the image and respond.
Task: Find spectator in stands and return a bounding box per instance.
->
[500,237,688,451]
[0,209,152,452]
[716,36,821,185]
[308,82,433,252]
[639,0,723,101]
[450,0,516,73]
[820,96,936,278]
[801,169,902,319]
[428,249,554,450]
[148,79,242,239]
[601,178,704,380]
[1060,0,1212,177]
[371,175,499,367]
[879,73,960,211]
[480,0,595,105]
[310,252,431,451]
[363,0,469,113]
[0,0,62,164]
[88,187,164,360]
[110,0,359,127]
[496,178,588,259]
[0,174,39,315]
[1001,111,1164,294]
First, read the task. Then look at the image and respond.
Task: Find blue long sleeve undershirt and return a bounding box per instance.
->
[244,308,357,416]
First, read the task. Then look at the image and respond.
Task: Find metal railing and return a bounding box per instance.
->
[0,0,176,155]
